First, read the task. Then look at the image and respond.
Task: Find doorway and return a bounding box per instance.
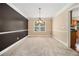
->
[70,8,79,52]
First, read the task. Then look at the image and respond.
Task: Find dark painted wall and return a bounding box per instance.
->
[0,31,28,51]
[0,3,28,51]
[0,3,28,32]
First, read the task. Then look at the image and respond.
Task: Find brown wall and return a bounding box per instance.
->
[0,3,28,32]
[0,3,28,51]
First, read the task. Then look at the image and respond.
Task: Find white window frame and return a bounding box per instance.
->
[33,21,46,32]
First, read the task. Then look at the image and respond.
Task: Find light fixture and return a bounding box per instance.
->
[35,8,45,24]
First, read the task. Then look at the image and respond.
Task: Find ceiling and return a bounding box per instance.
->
[12,3,70,18]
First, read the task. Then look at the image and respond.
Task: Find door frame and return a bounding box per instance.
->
[68,5,79,50]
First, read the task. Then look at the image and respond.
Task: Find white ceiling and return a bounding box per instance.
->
[12,3,70,18]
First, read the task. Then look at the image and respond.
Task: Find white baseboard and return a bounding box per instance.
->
[0,36,28,55]
[53,36,68,47]
[28,34,51,36]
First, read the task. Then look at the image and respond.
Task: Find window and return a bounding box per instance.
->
[34,22,45,32]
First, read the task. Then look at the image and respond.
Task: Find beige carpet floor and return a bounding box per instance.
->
[1,36,79,56]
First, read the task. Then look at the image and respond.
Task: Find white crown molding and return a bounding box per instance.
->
[6,3,28,19]
[68,4,79,11]
[7,3,73,19]
[54,3,74,18]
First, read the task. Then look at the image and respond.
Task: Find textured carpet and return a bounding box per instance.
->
[1,36,79,56]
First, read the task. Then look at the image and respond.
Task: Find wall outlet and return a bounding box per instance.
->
[17,37,19,40]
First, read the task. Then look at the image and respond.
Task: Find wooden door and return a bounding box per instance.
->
[71,31,76,50]
[70,11,77,50]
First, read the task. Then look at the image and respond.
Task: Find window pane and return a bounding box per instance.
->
[35,23,39,27]
[34,21,45,32]
[77,22,79,29]
[40,23,44,26]
[40,27,45,31]
[35,27,39,31]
